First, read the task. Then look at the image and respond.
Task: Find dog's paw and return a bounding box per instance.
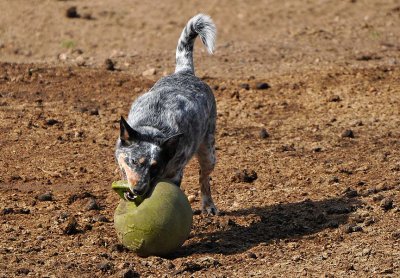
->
[201,201,219,216]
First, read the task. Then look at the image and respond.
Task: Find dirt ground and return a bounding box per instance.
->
[1,0,400,277]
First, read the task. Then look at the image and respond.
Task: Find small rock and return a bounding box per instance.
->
[231,169,258,183]
[94,215,110,223]
[256,82,270,90]
[247,252,257,259]
[259,128,269,139]
[361,248,371,256]
[111,243,126,252]
[104,59,115,71]
[240,83,250,90]
[328,95,341,102]
[292,255,301,262]
[66,6,80,18]
[37,192,53,202]
[142,68,156,77]
[16,268,30,275]
[86,198,101,211]
[45,119,59,126]
[121,269,140,278]
[391,231,400,240]
[342,187,358,198]
[329,176,339,184]
[97,262,113,272]
[342,129,355,138]
[187,195,196,203]
[75,56,85,66]
[63,216,79,235]
[343,223,363,233]
[2,208,14,215]
[380,198,394,211]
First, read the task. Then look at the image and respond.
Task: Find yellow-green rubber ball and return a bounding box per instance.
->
[113,181,193,257]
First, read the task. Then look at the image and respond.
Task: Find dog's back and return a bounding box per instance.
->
[126,14,217,166]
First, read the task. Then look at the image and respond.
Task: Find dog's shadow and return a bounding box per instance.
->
[175,196,361,256]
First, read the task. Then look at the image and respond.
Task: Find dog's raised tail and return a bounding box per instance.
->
[175,14,216,74]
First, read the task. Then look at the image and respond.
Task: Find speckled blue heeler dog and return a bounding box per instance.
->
[115,14,218,215]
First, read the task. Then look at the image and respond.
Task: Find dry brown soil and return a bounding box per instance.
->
[1,0,400,277]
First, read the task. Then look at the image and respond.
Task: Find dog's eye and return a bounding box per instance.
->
[150,164,158,177]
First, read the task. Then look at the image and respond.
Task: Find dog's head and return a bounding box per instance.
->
[115,116,181,200]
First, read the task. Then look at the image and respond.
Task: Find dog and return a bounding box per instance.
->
[115,14,218,215]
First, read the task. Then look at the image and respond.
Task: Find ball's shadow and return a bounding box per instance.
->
[175,196,361,257]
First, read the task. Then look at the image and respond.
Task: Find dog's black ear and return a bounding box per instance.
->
[160,133,183,160]
[120,116,141,146]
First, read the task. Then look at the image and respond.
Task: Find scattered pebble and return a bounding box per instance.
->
[63,216,79,235]
[94,215,110,223]
[86,198,101,211]
[231,169,258,183]
[104,59,115,71]
[343,223,363,233]
[121,269,140,278]
[259,128,269,139]
[66,6,80,18]
[256,82,270,90]
[329,176,339,184]
[391,231,400,240]
[247,252,257,259]
[142,68,156,77]
[240,83,250,90]
[45,119,60,126]
[97,262,113,272]
[37,192,53,202]
[328,95,341,102]
[187,195,196,203]
[380,197,394,211]
[342,129,355,138]
[16,268,30,275]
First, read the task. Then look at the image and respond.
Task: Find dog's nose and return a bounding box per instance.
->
[132,188,145,196]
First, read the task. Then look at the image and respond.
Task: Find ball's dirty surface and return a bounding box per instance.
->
[112,180,193,257]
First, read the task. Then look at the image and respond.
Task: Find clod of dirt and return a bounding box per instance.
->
[380,198,394,211]
[142,68,156,77]
[97,262,114,273]
[111,243,126,252]
[63,216,79,235]
[247,252,257,259]
[86,198,101,211]
[328,95,341,102]
[187,194,196,203]
[121,269,140,278]
[240,83,250,90]
[392,231,400,240]
[104,59,115,71]
[45,118,60,126]
[16,268,30,275]
[66,6,80,19]
[37,192,53,202]
[342,129,355,138]
[343,223,363,233]
[342,187,358,198]
[259,128,270,139]
[256,82,270,90]
[94,215,110,223]
[329,176,339,184]
[231,169,258,183]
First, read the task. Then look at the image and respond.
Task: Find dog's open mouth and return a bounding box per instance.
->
[124,190,138,201]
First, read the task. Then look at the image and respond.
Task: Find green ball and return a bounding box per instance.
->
[112,180,193,257]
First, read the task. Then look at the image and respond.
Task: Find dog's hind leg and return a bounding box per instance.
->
[196,133,218,215]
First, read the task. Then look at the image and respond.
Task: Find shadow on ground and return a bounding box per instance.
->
[176,196,362,257]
